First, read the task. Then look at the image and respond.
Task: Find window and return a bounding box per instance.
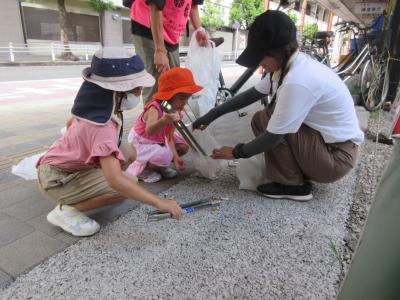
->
[322,9,328,22]
[122,19,133,44]
[22,6,100,42]
[294,1,300,11]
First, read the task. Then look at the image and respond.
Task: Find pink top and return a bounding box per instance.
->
[133,100,181,144]
[131,0,192,45]
[38,118,125,173]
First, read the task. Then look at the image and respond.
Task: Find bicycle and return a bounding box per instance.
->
[333,21,387,111]
[210,37,257,117]
[301,31,334,67]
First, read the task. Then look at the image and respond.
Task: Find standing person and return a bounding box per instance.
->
[126,67,202,183]
[37,48,182,237]
[130,0,209,103]
[193,11,364,201]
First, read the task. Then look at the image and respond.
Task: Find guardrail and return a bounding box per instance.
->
[0,42,242,63]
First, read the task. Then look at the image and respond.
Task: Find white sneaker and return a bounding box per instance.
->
[158,167,178,179]
[137,170,162,183]
[47,205,100,237]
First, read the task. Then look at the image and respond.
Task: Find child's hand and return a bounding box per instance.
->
[174,157,185,172]
[156,199,182,219]
[163,112,180,123]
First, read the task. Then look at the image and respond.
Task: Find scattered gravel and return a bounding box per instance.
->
[1,109,393,300]
[1,165,358,299]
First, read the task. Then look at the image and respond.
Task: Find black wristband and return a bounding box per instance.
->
[232,143,250,159]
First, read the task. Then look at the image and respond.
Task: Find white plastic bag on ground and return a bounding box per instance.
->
[185,126,227,179]
[236,154,268,191]
[185,28,221,118]
[11,152,45,180]
[11,126,67,180]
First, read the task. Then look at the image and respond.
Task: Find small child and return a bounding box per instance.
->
[126,68,202,183]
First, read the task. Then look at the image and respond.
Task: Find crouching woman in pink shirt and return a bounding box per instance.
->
[36,48,182,237]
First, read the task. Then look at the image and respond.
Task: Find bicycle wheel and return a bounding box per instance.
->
[360,59,385,111]
[215,88,233,107]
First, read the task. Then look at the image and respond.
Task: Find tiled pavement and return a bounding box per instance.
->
[0,68,370,289]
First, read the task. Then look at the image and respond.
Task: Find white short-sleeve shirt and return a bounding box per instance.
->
[255,53,364,145]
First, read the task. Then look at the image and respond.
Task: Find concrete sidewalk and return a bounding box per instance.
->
[0,62,370,291]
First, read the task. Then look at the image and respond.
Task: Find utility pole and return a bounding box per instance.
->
[299,0,308,32]
[327,10,334,31]
[264,0,270,11]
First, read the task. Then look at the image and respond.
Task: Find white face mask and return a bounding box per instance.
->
[120,93,140,111]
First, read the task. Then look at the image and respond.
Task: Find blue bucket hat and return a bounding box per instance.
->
[82,47,155,91]
[72,47,154,126]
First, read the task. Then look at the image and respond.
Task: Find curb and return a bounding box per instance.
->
[0,61,91,67]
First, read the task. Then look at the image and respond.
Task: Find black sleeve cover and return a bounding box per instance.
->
[192,87,266,129]
[232,131,285,159]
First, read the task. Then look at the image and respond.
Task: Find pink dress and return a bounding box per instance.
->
[126,101,187,176]
[37,118,125,172]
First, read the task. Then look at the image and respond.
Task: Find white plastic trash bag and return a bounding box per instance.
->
[186,28,221,117]
[236,154,268,191]
[185,126,227,179]
[11,126,67,181]
[11,152,45,180]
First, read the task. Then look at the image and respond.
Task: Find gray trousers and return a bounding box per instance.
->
[132,34,180,104]
[251,105,359,185]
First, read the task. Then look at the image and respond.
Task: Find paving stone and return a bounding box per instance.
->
[87,199,141,222]
[29,123,58,130]
[0,212,34,247]
[27,213,62,237]
[54,232,82,245]
[0,130,13,139]
[356,106,370,131]
[0,231,66,277]
[0,181,42,209]
[2,196,54,221]
[0,269,13,289]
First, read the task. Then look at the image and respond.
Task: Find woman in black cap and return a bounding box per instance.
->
[193,10,364,201]
[37,47,182,237]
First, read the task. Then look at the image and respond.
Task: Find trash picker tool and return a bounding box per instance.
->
[147,196,222,222]
[161,101,207,156]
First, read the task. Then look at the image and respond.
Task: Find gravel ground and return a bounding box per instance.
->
[1,168,357,299]
[1,109,394,300]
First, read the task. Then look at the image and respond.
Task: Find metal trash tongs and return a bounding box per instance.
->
[147,196,222,222]
[161,101,207,156]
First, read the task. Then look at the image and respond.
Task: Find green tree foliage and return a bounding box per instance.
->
[287,10,298,26]
[86,0,115,12]
[229,0,264,29]
[200,0,225,30]
[303,23,319,39]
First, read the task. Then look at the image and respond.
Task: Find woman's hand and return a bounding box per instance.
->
[211,146,234,160]
[174,157,185,172]
[156,199,183,219]
[154,49,170,73]
[196,29,209,47]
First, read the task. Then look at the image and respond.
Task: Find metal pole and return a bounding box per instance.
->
[51,43,56,61]
[85,45,89,61]
[9,42,15,62]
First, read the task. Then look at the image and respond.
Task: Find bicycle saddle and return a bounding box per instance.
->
[314,31,334,40]
[210,37,224,47]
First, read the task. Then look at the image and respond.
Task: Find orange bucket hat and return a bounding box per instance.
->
[153,67,203,101]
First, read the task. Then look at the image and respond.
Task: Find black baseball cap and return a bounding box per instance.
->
[236,10,297,68]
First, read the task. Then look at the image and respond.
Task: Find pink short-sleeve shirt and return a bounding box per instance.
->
[38,118,125,173]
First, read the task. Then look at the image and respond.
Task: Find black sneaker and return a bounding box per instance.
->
[257,182,313,201]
